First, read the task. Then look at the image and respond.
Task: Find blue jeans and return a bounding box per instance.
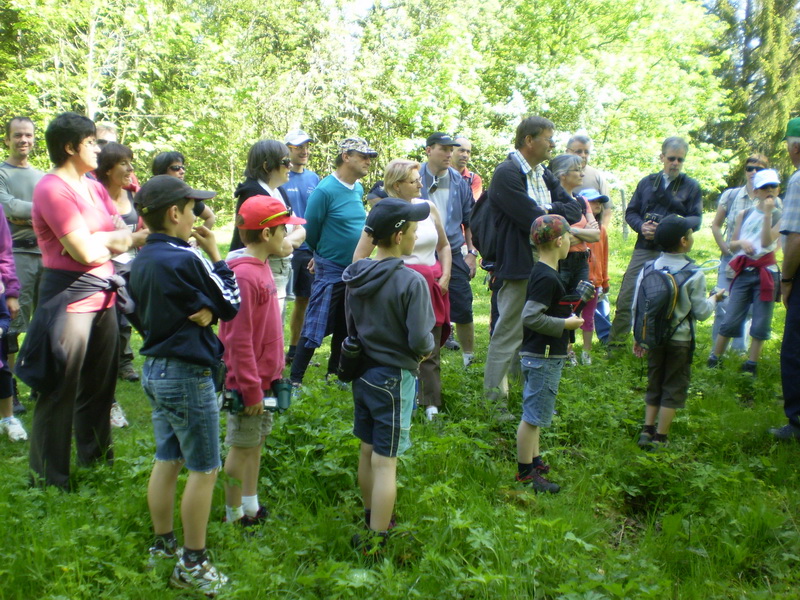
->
[712,255,747,351]
[719,269,778,341]
[521,356,564,428]
[142,357,221,472]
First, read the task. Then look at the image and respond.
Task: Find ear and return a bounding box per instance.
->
[260,227,271,242]
[65,142,77,157]
[167,204,181,224]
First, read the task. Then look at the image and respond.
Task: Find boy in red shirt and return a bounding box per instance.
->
[219,195,303,525]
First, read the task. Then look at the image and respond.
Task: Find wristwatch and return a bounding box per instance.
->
[782,277,794,283]
[467,249,479,257]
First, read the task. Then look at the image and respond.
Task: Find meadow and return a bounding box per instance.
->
[0,215,798,599]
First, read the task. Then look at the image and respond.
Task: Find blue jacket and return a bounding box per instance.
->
[130,233,240,366]
[418,164,473,251]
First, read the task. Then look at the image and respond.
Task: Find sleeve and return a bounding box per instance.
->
[405,274,435,357]
[303,186,327,250]
[220,272,262,406]
[687,272,715,321]
[36,177,87,239]
[0,207,20,297]
[489,163,545,234]
[625,178,648,234]
[521,271,565,336]
[630,268,646,330]
[229,185,263,251]
[458,177,474,229]
[684,180,703,222]
[191,256,241,322]
[0,293,10,337]
[0,168,33,219]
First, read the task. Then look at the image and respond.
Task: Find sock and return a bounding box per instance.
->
[242,494,259,517]
[183,547,207,566]
[653,433,668,442]
[152,531,177,551]
[517,462,534,478]
[643,425,656,435]
[532,456,545,469]
[226,505,244,522]
[364,508,371,527]
[463,353,474,367]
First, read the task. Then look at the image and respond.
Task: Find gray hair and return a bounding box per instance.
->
[549,153,583,179]
[662,136,689,155]
[567,134,592,148]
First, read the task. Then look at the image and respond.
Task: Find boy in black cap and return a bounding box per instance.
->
[342,198,435,551]
[632,214,723,450]
[129,175,240,596]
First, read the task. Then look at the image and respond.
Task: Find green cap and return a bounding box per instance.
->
[785,117,800,140]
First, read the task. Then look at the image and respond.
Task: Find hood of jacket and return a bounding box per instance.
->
[342,257,405,298]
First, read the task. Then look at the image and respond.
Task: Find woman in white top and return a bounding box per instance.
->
[354,159,451,420]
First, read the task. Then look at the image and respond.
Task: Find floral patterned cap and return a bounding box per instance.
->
[530,214,570,246]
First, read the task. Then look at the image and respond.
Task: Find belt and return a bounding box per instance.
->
[12,238,38,249]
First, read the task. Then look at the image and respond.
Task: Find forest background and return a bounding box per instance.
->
[0,0,799,213]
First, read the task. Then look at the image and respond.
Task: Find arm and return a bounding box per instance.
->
[625,178,650,234]
[303,187,326,250]
[0,169,33,220]
[728,211,753,255]
[352,231,374,261]
[711,200,730,255]
[221,275,263,407]
[522,300,568,336]
[687,272,718,322]
[286,224,306,249]
[429,202,451,292]
[760,198,780,249]
[0,212,20,299]
[489,163,545,234]
[782,232,800,307]
[406,276,435,358]
[59,226,132,266]
[200,205,216,229]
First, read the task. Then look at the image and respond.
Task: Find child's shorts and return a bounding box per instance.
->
[225,410,274,449]
[645,342,691,409]
[142,357,221,473]
[521,356,565,428]
[352,365,415,457]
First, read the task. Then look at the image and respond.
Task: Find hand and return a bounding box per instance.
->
[764,196,775,211]
[191,226,220,262]
[783,281,793,309]
[111,214,129,231]
[438,274,450,294]
[307,257,315,275]
[641,221,657,240]
[6,296,19,320]
[738,240,755,255]
[602,286,610,295]
[633,342,647,358]
[464,253,477,279]
[713,289,727,302]
[564,315,584,330]
[188,307,213,327]
[243,402,264,416]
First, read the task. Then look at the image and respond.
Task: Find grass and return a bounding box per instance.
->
[1,214,799,599]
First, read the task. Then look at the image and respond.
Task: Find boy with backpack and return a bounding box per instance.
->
[342,198,435,551]
[632,214,724,449]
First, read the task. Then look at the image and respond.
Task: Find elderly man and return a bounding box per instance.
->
[772,118,800,440]
[607,137,702,349]
[289,137,376,387]
[566,133,613,227]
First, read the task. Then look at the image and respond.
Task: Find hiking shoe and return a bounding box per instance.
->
[637,431,654,448]
[351,530,389,556]
[463,353,475,368]
[646,439,669,452]
[118,364,140,382]
[770,424,800,441]
[567,350,578,367]
[516,466,560,493]
[110,402,129,428]
[0,416,27,442]
[444,331,460,351]
[239,505,269,528]
[12,395,26,415]
[707,354,721,369]
[741,361,758,376]
[581,352,592,365]
[146,543,182,570]
[170,557,229,597]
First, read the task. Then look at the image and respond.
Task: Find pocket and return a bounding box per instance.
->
[151,381,191,428]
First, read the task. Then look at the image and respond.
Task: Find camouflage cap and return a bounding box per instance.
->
[530,214,570,246]
[338,137,378,157]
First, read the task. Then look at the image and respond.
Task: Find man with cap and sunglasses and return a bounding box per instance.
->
[772,117,800,441]
[418,132,477,368]
[281,129,321,366]
[289,137,376,388]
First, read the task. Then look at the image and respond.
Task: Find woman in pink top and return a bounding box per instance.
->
[25,112,132,490]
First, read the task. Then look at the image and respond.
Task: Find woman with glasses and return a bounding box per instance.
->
[229,140,305,314]
[151,151,216,229]
[549,154,599,365]
[710,154,772,350]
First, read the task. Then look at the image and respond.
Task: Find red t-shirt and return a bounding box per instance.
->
[32,173,118,312]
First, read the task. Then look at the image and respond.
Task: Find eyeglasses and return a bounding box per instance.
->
[168,165,186,172]
[97,139,111,147]
[259,206,293,226]
[745,166,765,173]
[666,156,685,163]
[404,177,422,185]
[281,158,292,167]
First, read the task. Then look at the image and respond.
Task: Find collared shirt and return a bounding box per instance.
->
[512,150,550,209]
[718,186,756,243]
[780,169,800,236]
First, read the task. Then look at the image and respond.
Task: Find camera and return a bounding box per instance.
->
[644,212,662,224]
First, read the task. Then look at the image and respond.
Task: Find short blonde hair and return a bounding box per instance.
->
[384,159,420,197]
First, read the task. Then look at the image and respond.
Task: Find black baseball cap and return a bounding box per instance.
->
[365,198,430,242]
[135,175,215,217]
[654,214,701,249]
[425,132,461,147]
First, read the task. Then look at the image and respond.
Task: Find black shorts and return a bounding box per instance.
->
[291,248,315,298]
[448,251,473,324]
[352,366,415,457]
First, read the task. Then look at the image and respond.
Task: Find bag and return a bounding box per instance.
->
[633,260,697,350]
[469,190,497,265]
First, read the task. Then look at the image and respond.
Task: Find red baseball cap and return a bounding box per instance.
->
[237,195,306,229]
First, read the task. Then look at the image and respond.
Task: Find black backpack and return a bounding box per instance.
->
[633,260,697,350]
[469,189,497,265]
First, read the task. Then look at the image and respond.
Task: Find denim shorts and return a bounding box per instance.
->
[142,357,221,472]
[719,269,778,341]
[225,410,274,449]
[521,356,564,428]
[353,365,415,457]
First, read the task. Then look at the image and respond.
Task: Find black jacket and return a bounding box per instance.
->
[229,178,291,252]
[626,172,703,250]
[488,154,582,281]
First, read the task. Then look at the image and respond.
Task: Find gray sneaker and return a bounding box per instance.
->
[770,424,800,441]
[146,542,182,570]
[170,557,229,597]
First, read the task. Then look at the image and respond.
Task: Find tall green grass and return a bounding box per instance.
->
[0,214,797,599]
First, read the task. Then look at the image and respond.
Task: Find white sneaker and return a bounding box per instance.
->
[582,352,592,365]
[567,350,578,367]
[425,406,439,421]
[463,353,475,368]
[1,416,27,441]
[110,402,129,428]
[170,557,229,596]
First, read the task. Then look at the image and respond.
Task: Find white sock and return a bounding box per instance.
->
[242,494,259,517]
[425,406,439,420]
[226,504,244,522]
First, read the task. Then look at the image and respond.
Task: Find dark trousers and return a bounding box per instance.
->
[417,325,442,407]
[29,307,119,489]
[782,283,800,427]
[290,281,347,383]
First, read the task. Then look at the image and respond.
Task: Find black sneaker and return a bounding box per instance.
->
[444,331,460,351]
[741,361,757,376]
[707,354,721,369]
[238,505,269,528]
[146,542,182,570]
[637,431,654,448]
[516,466,560,493]
[770,424,800,441]
[12,394,26,415]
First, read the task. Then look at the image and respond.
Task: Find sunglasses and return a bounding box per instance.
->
[745,166,765,173]
[665,156,685,163]
[259,206,293,226]
[281,158,292,168]
[429,175,440,195]
[168,165,186,172]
